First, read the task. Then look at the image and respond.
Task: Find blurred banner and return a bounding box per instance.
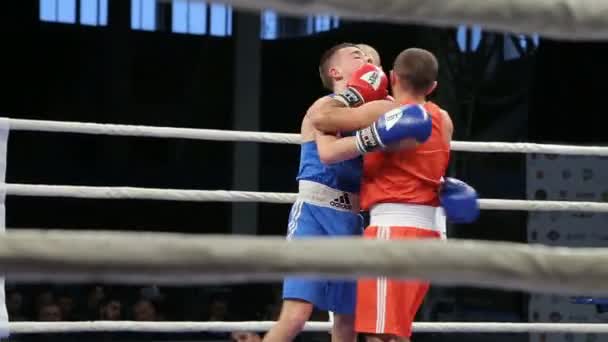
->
[527,153,608,342]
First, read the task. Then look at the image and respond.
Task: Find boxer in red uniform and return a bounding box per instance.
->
[265,43,445,342]
[309,48,479,342]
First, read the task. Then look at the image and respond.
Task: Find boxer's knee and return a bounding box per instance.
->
[277,299,313,333]
[264,300,313,342]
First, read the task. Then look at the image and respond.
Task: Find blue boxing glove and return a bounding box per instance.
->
[355,104,432,154]
[439,177,480,224]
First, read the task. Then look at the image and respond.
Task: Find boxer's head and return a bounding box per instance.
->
[391,48,438,97]
[356,44,382,67]
[319,43,366,91]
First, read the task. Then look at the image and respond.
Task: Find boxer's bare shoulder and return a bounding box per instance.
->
[306,96,335,119]
[439,109,453,143]
[301,96,335,142]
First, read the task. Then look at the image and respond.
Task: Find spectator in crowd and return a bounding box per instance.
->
[132,299,158,321]
[84,285,105,319]
[99,297,123,321]
[35,289,54,312]
[231,331,263,342]
[57,294,76,321]
[28,303,74,342]
[13,284,289,333]
[7,290,27,321]
[208,297,229,321]
[38,303,62,322]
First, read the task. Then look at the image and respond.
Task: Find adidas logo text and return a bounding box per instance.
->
[330,193,352,210]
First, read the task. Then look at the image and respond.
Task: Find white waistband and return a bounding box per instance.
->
[298,180,360,213]
[370,203,443,234]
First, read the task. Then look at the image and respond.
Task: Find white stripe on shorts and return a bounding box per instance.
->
[376,226,389,333]
[287,200,304,240]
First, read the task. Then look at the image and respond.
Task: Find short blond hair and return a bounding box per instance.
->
[356,44,381,66]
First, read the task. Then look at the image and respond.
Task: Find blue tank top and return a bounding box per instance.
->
[296,140,362,194]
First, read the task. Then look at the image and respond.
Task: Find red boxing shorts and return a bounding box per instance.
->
[355,225,441,338]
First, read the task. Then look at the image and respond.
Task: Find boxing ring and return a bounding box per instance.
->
[0,116,607,337]
[5,0,608,337]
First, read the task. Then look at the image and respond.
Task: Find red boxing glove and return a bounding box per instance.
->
[335,63,388,107]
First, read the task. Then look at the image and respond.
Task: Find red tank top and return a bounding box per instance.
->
[361,101,450,209]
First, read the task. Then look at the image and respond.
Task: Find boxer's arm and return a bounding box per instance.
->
[306,97,363,164]
[314,102,431,162]
[308,99,397,133]
[316,132,360,164]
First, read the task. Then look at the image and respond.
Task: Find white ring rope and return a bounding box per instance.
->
[5,183,299,204]
[6,183,608,212]
[3,229,608,295]
[8,118,300,144]
[215,0,608,41]
[7,117,608,156]
[451,141,608,156]
[10,321,608,334]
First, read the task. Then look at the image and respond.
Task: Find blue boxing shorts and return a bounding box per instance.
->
[283,180,363,314]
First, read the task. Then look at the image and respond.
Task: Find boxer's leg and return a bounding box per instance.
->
[332,313,356,342]
[264,299,314,342]
[365,227,439,341]
[265,202,327,342]
[328,277,356,342]
[323,208,363,342]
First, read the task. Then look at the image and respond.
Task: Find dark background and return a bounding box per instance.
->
[1,1,607,341]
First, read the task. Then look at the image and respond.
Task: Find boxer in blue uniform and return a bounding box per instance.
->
[264,43,368,342]
[264,43,480,342]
